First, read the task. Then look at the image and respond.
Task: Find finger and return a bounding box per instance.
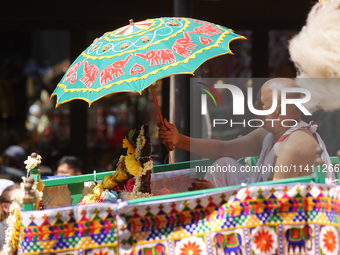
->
[157,124,167,130]
[158,133,173,140]
[159,138,172,144]
[188,187,194,191]
[159,136,173,142]
[199,178,207,182]
[164,118,172,129]
[159,129,171,135]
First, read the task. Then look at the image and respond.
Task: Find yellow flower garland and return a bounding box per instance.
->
[12,211,20,252]
[122,138,136,155]
[87,125,153,202]
[125,154,141,176]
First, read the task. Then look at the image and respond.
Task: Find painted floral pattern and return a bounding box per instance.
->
[320,225,339,255]
[251,226,278,255]
[175,237,207,255]
[180,241,202,255]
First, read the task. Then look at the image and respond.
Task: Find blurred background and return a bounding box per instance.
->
[0,0,338,175]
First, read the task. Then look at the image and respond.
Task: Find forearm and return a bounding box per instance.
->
[175,134,226,160]
[174,128,266,160]
[159,121,265,160]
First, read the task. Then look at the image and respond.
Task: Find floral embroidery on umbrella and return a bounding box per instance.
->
[179,241,202,255]
[174,237,206,255]
[250,226,278,255]
[320,225,339,255]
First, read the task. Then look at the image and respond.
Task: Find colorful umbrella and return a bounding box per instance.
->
[52,17,245,106]
[52,17,245,150]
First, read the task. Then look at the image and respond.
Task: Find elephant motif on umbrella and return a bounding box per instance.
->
[52,17,245,108]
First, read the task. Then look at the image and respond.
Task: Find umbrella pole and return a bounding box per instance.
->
[150,85,174,151]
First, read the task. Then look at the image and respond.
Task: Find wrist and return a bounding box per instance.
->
[174,133,187,148]
[173,133,181,147]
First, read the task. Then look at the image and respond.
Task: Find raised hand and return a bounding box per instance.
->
[157,118,180,149]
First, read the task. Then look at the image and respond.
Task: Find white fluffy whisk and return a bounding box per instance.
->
[289,0,340,112]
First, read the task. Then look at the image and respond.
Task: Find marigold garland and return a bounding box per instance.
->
[125,154,142,176]
[11,211,20,252]
[122,137,136,155]
[122,125,153,199]
[81,125,153,203]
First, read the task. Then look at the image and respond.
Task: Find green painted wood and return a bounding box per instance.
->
[23,203,33,211]
[41,159,214,187]
[330,156,338,164]
[330,156,340,185]
[41,156,338,189]
[68,182,85,205]
[41,159,215,205]
[30,168,39,187]
[42,172,114,187]
[313,166,326,184]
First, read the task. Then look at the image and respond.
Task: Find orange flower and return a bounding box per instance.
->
[125,154,141,176]
[94,249,108,255]
[253,228,274,253]
[122,137,135,155]
[323,229,337,252]
[12,211,20,252]
[180,241,202,255]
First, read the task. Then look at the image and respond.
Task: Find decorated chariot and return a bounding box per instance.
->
[3,124,340,255]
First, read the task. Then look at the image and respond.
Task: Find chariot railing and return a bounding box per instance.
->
[23,154,340,209]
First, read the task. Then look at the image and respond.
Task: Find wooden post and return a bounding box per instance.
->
[150,85,173,151]
[140,125,151,193]
[68,183,85,205]
[171,0,193,163]
[29,153,40,189]
[23,177,35,211]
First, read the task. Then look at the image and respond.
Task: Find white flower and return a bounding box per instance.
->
[24,154,42,171]
[3,177,44,255]
[135,125,146,159]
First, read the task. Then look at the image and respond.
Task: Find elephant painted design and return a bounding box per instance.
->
[137,243,167,255]
[99,53,132,86]
[214,232,243,255]
[63,60,84,85]
[285,225,313,253]
[135,49,176,67]
[172,32,197,58]
[80,61,99,88]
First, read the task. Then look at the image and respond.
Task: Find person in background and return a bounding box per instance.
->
[0,180,14,196]
[55,156,84,176]
[39,165,53,177]
[0,184,20,252]
[0,145,26,183]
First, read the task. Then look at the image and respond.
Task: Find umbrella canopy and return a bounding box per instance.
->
[52,17,245,107]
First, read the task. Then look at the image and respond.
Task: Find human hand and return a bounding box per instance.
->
[157,118,180,148]
[188,178,214,191]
